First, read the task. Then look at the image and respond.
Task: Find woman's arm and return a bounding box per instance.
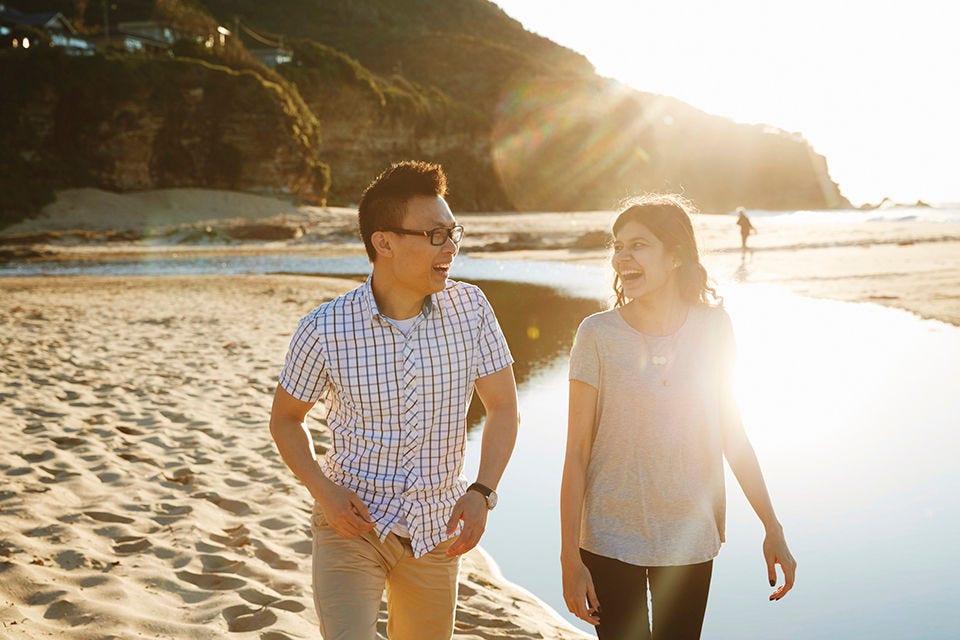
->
[560,380,602,625]
[721,394,798,601]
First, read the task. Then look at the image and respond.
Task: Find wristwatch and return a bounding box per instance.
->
[467,482,498,510]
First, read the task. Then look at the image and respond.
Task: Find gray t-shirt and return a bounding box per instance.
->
[569,304,735,566]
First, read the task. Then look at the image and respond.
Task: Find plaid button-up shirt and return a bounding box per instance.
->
[279,277,513,557]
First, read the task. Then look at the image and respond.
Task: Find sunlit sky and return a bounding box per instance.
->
[494,0,960,206]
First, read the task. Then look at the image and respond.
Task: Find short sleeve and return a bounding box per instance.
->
[714,307,737,377]
[472,288,514,378]
[278,316,329,403]
[569,317,600,388]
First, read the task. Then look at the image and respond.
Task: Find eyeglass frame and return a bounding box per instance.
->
[380,224,464,246]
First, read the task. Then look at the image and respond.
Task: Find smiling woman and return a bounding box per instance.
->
[559,194,796,639]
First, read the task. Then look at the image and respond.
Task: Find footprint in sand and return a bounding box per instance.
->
[200,554,245,573]
[51,436,86,449]
[44,599,95,625]
[176,570,246,591]
[221,604,277,632]
[117,452,160,467]
[259,517,295,531]
[39,466,80,483]
[26,590,66,606]
[113,537,151,554]
[152,502,192,524]
[237,589,306,613]
[253,546,298,571]
[115,425,143,436]
[159,410,190,423]
[27,408,66,419]
[196,492,250,516]
[6,467,33,476]
[211,525,251,548]
[54,550,88,570]
[83,511,135,524]
[19,451,54,463]
[161,469,194,487]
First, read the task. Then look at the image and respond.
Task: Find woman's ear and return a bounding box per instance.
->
[671,249,683,269]
[371,231,394,258]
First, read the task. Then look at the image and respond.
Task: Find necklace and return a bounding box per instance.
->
[641,331,680,387]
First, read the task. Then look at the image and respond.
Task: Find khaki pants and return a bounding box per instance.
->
[311,512,460,640]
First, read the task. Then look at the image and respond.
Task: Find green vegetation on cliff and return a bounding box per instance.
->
[2,0,849,226]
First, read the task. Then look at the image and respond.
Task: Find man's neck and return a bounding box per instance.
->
[371,269,426,320]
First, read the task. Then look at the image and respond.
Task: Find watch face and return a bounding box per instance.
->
[487,490,498,510]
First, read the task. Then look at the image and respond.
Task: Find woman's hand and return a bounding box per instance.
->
[763,526,797,601]
[561,555,601,625]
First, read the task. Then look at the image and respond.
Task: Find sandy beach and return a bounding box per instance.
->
[0,274,588,639]
[2,188,959,638]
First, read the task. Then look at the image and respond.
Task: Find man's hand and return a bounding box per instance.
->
[315,483,375,539]
[444,489,489,557]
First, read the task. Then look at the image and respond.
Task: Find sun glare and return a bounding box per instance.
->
[496,0,960,204]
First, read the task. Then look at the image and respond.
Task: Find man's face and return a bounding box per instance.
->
[388,195,460,297]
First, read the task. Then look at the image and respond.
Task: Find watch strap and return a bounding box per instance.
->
[467,482,494,498]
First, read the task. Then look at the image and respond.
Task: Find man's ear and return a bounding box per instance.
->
[371,231,394,258]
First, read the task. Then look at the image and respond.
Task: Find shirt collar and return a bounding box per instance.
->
[360,276,438,325]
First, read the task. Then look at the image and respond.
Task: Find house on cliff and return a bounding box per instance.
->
[0,3,93,54]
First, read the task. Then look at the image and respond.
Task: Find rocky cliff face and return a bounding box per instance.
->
[2,0,850,224]
[1,50,326,222]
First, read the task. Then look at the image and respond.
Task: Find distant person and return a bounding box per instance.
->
[736,206,756,253]
[560,195,796,639]
[270,161,519,640]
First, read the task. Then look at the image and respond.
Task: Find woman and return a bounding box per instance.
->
[560,195,795,639]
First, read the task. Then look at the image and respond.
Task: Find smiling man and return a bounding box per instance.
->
[269,161,519,640]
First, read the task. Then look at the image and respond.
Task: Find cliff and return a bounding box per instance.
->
[1,0,849,227]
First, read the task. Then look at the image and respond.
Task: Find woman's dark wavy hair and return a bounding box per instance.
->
[611,194,721,308]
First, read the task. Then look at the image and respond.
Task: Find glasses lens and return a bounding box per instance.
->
[430,226,464,245]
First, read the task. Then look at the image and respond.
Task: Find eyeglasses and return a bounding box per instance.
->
[382,224,464,246]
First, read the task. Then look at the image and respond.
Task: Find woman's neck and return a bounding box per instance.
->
[621,289,690,336]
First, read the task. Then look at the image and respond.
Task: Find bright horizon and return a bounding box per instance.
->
[494,0,960,206]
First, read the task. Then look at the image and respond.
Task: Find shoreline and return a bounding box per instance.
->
[3,188,959,326]
[4,236,957,326]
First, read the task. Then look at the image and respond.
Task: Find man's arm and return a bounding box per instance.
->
[270,385,374,538]
[445,365,519,556]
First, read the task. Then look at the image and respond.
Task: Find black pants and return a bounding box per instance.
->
[581,549,713,640]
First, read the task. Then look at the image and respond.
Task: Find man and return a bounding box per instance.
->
[270,160,518,640]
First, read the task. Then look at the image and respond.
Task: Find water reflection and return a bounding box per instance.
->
[466,282,960,639]
[463,279,605,430]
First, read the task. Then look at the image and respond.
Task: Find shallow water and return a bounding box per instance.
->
[467,278,960,639]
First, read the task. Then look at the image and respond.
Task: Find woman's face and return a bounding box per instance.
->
[612,220,679,302]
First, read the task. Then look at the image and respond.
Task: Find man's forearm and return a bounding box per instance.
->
[270,416,333,501]
[474,407,518,489]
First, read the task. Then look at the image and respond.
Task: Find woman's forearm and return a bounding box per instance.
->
[725,435,781,531]
[560,456,588,560]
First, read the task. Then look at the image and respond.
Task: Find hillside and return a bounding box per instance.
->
[0,0,849,227]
